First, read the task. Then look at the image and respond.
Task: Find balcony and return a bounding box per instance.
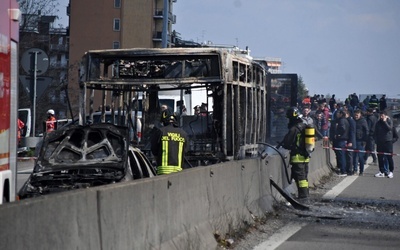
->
[154,9,176,24]
[50,44,69,52]
[50,61,68,69]
[169,14,176,24]
[152,31,162,41]
[154,9,163,18]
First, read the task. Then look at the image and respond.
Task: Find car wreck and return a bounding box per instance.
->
[18,124,156,199]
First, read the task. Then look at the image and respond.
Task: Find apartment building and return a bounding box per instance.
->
[68,0,177,114]
[19,14,69,133]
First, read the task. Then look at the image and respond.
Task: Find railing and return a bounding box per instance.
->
[50,61,68,69]
[50,44,68,52]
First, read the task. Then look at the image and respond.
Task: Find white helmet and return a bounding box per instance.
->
[47,109,55,115]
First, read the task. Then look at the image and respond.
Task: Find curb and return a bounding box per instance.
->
[17,157,37,162]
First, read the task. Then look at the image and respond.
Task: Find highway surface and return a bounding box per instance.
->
[16,129,400,250]
[235,133,400,250]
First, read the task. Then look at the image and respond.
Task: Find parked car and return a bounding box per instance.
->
[18,123,156,199]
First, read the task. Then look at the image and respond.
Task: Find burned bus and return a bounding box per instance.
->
[78,47,297,167]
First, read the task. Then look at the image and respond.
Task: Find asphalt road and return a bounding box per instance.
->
[16,159,35,191]
[16,132,400,250]
[235,138,400,250]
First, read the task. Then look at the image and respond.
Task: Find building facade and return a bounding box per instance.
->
[19,14,69,134]
[68,0,177,114]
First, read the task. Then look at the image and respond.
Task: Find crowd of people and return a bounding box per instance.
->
[300,93,398,179]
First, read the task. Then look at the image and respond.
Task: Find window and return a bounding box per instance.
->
[114,0,121,8]
[113,41,120,49]
[113,18,120,31]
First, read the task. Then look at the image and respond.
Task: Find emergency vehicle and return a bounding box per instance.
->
[0,0,20,204]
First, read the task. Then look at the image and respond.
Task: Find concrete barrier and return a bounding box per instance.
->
[0,145,333,250]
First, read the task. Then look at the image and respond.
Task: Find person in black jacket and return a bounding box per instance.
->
[352,110,369,175]
[393,126,399,143]
[374,110,394,178]
[379,94,387,112]
[330,109,350,176]
[151,110,188,175]
[345,110,356,175]
[369,95,379,110]
[364,108,378,164]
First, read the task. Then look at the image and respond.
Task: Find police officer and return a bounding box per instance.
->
[281,107,310,200]
[151,110,188,175]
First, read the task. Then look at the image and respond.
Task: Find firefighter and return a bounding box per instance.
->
[46,109,57,133]
[17,118,25,145]
[368,94,379,110]
[281,107,311,201]
[151,110,188,175]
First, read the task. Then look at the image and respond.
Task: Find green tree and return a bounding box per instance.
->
[297,75,308,99]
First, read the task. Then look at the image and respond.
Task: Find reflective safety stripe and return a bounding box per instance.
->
[298,179,309,188]
[158,139,184,175]
[290,154,310,163]
[162,140,168,167]
[157,165,182,175]
[178,141,183,169]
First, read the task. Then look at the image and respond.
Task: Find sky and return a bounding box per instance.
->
[55,0,400,101]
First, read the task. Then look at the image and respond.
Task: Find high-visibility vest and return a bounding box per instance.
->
[154,126,188,175]
[46,116,57,132]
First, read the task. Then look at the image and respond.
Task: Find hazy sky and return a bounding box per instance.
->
[55,0,400,101]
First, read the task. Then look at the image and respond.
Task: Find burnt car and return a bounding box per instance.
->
[18,124,156,199]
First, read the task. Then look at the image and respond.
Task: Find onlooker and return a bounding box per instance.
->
[364,108,378,164]
[384,126,400,171]
[352,110,369,175]
[350,93,359,110]
[301,107,313,126]
[331,103,339,121]
[393,126,399,144]
[379,94,387,112]
[46,109,57,133]
[344,110,356,175]
[318,103,330,137]
[343,103,354,117]
[329,109,349,176]
[362,95,370,109]
[151,110,188,175]
[329,94,336,112]
[374,110,394,178]
[302,96,311,107]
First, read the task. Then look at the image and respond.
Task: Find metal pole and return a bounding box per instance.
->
[162,0,169,48]
[32,51,38,136]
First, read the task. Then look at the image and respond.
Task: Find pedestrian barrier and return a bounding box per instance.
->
[323,146,400,156]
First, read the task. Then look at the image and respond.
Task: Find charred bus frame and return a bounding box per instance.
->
[78,48,296,166]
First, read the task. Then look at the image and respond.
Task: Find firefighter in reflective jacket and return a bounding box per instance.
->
[151,110,188,175]
[281,107,311,200]
[46,109,57,133]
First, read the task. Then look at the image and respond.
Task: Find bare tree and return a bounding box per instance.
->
[19,0,60,42]
[19,0,60,22]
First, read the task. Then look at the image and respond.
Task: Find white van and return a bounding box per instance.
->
[18,108,31,137]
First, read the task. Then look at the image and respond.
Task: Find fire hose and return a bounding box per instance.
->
[257,142,310,210]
